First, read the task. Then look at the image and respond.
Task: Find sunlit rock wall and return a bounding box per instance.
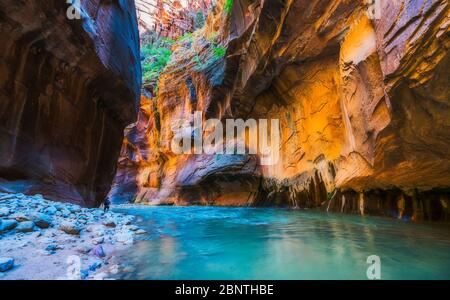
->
[113,0,449,220]
[232,0,450,219]
[0,0,141,207]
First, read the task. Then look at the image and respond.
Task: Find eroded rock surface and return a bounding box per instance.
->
[111,0,449,220]
[0,0,141,206]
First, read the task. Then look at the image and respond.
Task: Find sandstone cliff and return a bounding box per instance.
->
[112,0,449,220]
[0,0,141,207]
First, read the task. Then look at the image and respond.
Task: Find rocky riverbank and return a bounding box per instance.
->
[0,192,145,280]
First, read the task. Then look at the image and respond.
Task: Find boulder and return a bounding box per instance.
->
[30,213,52,229]
[16,221,35,233]
[0,257,14,272]
[59,222,82,235]
[0,219,18,233]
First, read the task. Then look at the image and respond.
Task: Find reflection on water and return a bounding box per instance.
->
[112,206,450,280]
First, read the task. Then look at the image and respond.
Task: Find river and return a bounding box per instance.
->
[112,206,450,279]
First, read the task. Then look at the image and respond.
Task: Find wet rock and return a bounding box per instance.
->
[77,269,88,280]
[30,213,52,229]
[0,219,18,233]
[16,221,35,233]
[127,225,139,231]
[43,206,57,215]
[59,222,82,235]
[123,217,135,225]
[116,230,134,245]
[0,257,14,272]
[89,261,102,272]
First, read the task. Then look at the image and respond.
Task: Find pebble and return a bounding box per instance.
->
[0,257,14,272]
[135,229,146,235]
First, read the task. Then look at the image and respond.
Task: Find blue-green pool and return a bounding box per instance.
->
[112,206,450,280]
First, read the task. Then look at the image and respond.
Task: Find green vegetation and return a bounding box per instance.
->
[224,0,234,14]
[213,45,227,58]
[177,32,193,42]
[141,40,173,84]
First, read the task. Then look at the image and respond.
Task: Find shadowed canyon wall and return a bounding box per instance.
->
[111,0,449,220]
[0,0,141,207]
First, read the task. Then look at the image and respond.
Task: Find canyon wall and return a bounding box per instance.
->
[0,0,141,207]
[112,0,449,220]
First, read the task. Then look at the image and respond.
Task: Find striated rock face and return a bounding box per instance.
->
[112,0,449,220]
[0,1,141,207]
[136,0,212,37]
[233,0,450,219]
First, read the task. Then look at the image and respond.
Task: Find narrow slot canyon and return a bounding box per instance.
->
[0,0,449,280]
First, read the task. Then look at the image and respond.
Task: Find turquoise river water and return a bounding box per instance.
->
[112,206,450,280]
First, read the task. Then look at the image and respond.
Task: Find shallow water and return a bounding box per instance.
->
[112,206,450,280]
